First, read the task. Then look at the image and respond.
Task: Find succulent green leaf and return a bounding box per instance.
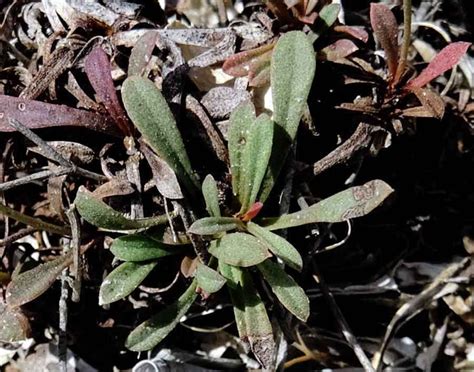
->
[209,232,270,267]
[196,262,226,294]
[122,76,199,193]
[202,174,221,217]
[75,186,168,231]
[257,260,309,321]
[247,221,303,271]
[99,261,157,305]
[219,262,275,369]
[261,180,394,230]
[125,280,198,351]
[110,234,186,261]
[6,252,73,308]
[188,217,243,235]
[259,31,316,202]
[228,103,255,198]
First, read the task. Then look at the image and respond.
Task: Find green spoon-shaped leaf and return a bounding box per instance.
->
[125,280,198,351]
[219,262,275,369]
[258,259,310,321]
[75,186,168,231]
[188,217,243,235]
[261,180,394,230]
[99,261,157,305]
[122,76,199,193]
[247,221,303,271]
[202,174,221,217]
[259,31,316,202]
[229,104,274,212]
[110,234,186,261]
[196,262,226,294]
[209,232,270,267]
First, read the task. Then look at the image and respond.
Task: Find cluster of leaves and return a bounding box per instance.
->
[72,31,393,367]
[341,3,471,123]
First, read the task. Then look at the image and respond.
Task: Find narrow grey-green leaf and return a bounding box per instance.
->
[209,232,270,267]
[202,174,221,217]
[259,31,316,202]
[247,221,302,271]
[188,217,242,235]
[239,113,274,212]
[111,235,186,261]
[122,76,199,193]
[261,180,394,230]
[125,280,197,351]
[6,253,73,308]
[196,262,226,294]
[228,103,256,197]
[75,186,168,231]
[99,261,157,305]
[128,31,159,76]
[258,260,309,321]
[219,262,275,369]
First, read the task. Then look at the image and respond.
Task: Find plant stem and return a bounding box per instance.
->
[395,0,412,85]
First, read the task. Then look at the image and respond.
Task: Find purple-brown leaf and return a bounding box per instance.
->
[222,43,275,78]
[334,25,369,43]
[320,39,359,61]
[405,41,471,90]
[85,46,132,136]
[0,95,119,135]
[370,3,399,79]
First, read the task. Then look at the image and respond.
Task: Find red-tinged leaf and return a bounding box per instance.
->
[370,3,399,78]
[223,43,275,78]
[334,25,369,43]
[241,202,264,222]
[405,42,471,90]
[85,46,132,136]
[320,39,359,61]
[0,95,119,135]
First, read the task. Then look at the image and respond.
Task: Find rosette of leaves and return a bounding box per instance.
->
[62,31,393,370]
